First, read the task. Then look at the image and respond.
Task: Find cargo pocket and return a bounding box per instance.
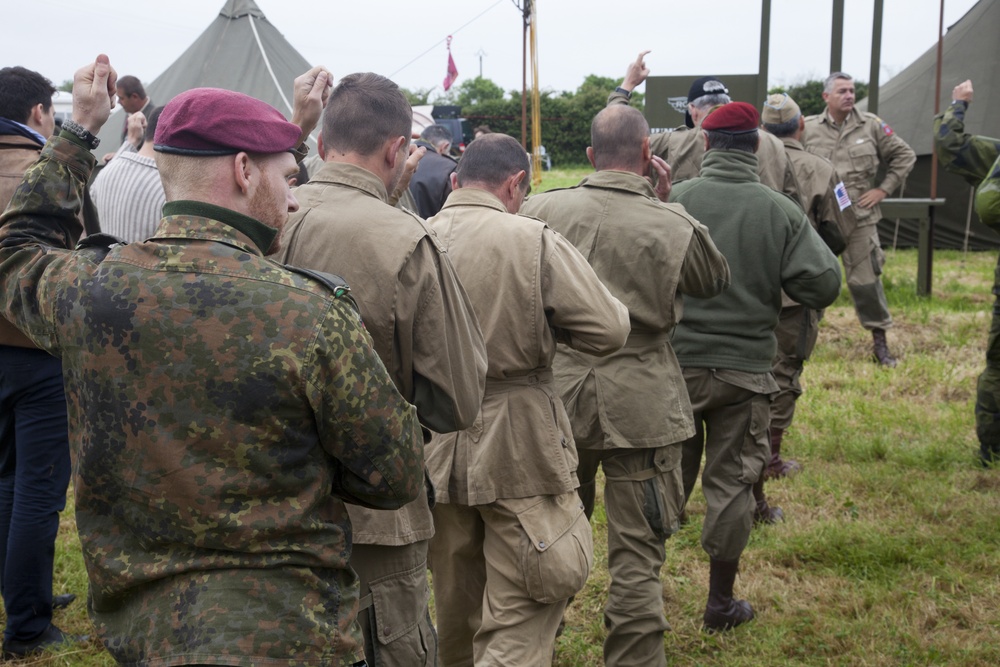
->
[641,446,684,542]
[505,493,593,604]
[738,397,771,484]
[370,560,430,647]
[869,240,886,277]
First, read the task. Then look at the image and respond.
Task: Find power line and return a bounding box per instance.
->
[388,0,506,79]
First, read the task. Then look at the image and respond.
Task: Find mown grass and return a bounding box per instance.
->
[6,170,1000,665]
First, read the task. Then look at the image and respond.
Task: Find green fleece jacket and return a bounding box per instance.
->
[669,149,842,373]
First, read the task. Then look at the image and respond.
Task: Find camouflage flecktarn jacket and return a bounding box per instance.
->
[933,100,1000,229]
[0,136,423,666]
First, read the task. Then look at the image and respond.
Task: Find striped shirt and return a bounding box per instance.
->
[90,145,165,243]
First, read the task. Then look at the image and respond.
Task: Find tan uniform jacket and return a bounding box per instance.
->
[607,90,798,196]
[521,170,730,450]
[425,188,630,505]
[278,161,487,545]
[803,108,916,226]
[780,136,856,308]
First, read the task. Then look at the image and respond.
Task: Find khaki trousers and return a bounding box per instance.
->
[429,493,591,667]
[352,541,437,667]
[680,368,771,562]
[577,446,684,667]
[843,223,893,330]
[770,304,820,431]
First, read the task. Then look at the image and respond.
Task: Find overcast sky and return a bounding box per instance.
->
[4,0,980,97]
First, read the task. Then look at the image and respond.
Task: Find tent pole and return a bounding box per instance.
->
[868,0,883,115]
[758,0,771,107]
[830,0,844,72]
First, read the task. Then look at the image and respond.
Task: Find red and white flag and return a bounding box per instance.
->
[443,35,458,91]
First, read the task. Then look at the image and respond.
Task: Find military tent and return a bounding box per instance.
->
[95,0,314,158]
[858,0,1000,250]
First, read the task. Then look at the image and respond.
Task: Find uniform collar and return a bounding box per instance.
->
[780,137,806,151]
[309,161,389,203]
[578,170,658,198]
[158,200,275,255]
[440,187,507,212]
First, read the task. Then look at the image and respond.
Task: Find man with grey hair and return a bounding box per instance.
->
[409,123,458,217]
[427,132,630,667]
[522,105,730,666]
[803,72,915,367]
[277,72,487,667]
[608,51,797,195]
[755,92,852,523]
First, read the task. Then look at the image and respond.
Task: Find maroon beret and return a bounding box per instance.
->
[154,88,300,156]
[701,101,760,134]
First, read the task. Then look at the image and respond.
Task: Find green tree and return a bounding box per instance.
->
[58,79,73,93]
[401,87,434,106]
[453,76,505,107]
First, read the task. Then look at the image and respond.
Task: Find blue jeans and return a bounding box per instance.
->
[0,345,71,642]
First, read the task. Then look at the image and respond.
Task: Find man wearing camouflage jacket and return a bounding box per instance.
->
[934,79,1000,465]
[0,55,423,666]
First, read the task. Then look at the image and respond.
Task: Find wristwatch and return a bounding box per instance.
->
[614,86,632,100]
[60,119,101,149]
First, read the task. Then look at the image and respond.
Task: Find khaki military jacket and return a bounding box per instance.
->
[521,170,730,450]
[0,137,423,666]
[425,188,630,505]
[779,137,855,309]
[278,161,487,545]
[803,107,916,226]
[607,89,797,196]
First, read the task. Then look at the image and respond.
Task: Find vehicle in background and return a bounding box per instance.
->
[52,91,72,128]
[410,104,472,157]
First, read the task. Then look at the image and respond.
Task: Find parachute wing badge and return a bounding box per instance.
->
[669,97,689,115]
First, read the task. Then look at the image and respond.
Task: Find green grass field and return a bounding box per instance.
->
[7,169,1000,665]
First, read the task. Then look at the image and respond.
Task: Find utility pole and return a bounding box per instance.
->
[476,48,486,79]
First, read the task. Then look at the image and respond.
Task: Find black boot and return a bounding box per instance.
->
[764,427,801,480]
[872,328,897,367]
[752,477,784,526]
[703,558,755,631]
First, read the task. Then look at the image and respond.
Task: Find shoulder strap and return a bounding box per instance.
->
[283,264,361,315]
[75,232,126,263]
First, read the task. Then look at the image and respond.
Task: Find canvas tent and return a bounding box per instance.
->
[858,0,1000,250]
[95,0,314,159]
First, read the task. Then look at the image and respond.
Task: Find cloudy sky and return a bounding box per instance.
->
[5,0,980,96]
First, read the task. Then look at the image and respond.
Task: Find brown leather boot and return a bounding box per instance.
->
[764,427,802,480]
[872,328,897,367]
[703,558,755,631]
[752,477,784,525]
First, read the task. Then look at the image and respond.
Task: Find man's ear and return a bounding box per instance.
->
[233,152,253,195]
[642,136,652,162]
[386,135,406,168]
[29,103,45,128]
[508,170,526,198]
[450,172,459,190]
[317,132,327,160]
[586,146,597,169]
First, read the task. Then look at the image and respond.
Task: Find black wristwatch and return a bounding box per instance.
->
[60,120,101,149]
[614,86,632,100]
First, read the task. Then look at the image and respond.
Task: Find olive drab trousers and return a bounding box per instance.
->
[576,446,684,667]
[680,368,773,562]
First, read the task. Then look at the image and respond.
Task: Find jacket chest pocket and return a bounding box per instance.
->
[847,141,878,179]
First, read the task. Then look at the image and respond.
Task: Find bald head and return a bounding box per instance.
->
[590,106,650,172]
